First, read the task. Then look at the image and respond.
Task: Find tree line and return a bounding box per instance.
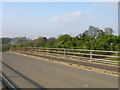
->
[1,37,28,51]
[1,26,120,51]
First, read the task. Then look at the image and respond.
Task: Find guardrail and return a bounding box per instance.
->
[11,47,120,65]
[0,72,17,89]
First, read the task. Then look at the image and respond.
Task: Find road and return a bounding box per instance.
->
[21,52,119,72]
[2,53,118,88]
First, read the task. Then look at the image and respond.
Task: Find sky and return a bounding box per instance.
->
[1,2,118,39]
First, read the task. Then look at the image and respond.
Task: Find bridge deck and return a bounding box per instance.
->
[2,52,118,88]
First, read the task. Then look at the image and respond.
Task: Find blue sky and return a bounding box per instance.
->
[2,2,118,38]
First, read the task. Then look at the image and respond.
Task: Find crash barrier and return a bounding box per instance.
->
[11,47,120,65]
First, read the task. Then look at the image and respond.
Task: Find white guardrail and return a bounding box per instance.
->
[0,73,15,88]
[11,47,120,65]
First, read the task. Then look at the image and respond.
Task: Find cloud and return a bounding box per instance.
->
[51,11,82,23]
[51,16,67,22]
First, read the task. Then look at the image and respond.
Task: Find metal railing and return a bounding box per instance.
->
[11,47,120,65]
[0,72,16,89]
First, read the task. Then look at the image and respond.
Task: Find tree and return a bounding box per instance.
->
[34,37,47,47]
[72,36,80,47]
[10,37,28,45]
[2,26,119,51]
[55,34,72,48]
[1,38,12,52]
[104,28,113,35]
[82,26,102,38]
[45,37,56,47]
[1,38,12,44]
[19,40,34,47]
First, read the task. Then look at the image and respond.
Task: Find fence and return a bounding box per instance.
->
[11,47,120,65]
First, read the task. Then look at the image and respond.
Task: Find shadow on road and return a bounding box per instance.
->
[2,62,47,89]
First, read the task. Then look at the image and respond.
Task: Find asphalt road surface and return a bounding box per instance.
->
[21,52,118,72]
[2,53,118,88]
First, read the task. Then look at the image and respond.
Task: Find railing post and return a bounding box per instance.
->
[90,51,92,61]
[19,48,21,51]
[35,47,37,54]
[64,49,66,57]
[47,48,49,55]
[28,47,29,51]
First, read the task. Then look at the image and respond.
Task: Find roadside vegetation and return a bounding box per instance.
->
[1,26,120,52]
